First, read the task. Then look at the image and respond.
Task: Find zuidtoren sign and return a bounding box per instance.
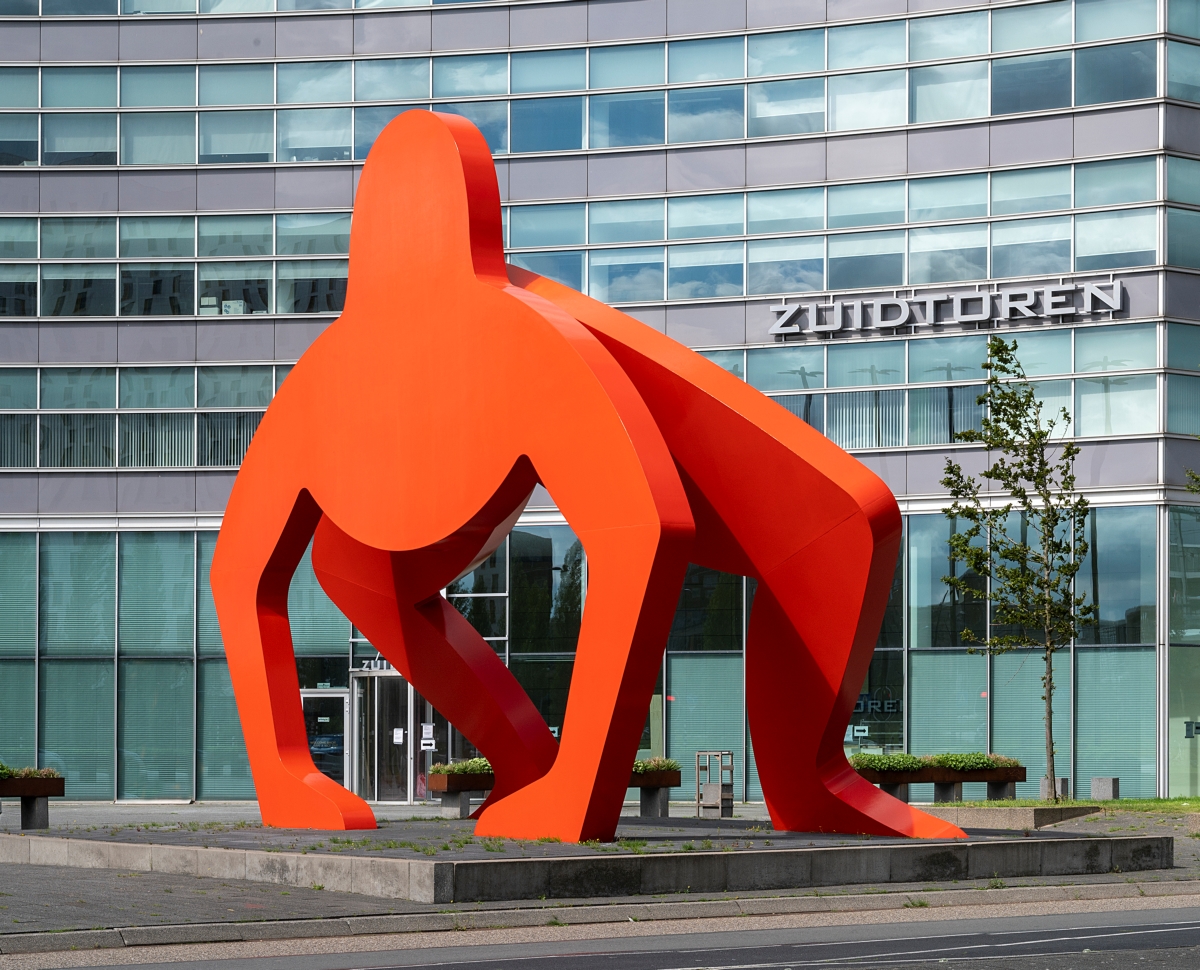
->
[769,281,1125,336]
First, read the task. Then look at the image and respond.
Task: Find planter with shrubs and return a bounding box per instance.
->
[850,753,1026,803]
[630,757,681,818]
[0,762,64,830]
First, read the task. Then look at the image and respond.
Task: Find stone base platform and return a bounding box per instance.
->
[923,806,1102,829]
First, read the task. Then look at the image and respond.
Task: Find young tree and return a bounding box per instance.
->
[941,336,1096,802]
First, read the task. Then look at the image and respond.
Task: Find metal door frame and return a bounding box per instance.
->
[349,668,414,805]
[299,689,351,791]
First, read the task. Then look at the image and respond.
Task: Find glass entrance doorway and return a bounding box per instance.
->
[351,668,483,804]
[301,692,350,787]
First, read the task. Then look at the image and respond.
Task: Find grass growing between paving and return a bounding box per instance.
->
[925,798,1200,813]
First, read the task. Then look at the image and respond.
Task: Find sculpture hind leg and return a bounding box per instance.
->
[311,515,559,810]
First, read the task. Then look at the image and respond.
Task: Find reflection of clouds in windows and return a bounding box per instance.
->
[747,259,823,295]
[667,87,744,143]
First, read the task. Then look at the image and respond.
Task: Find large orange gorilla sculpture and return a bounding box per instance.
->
[211,110,964,843]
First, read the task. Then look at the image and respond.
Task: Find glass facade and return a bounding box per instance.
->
[1,0,1197,802]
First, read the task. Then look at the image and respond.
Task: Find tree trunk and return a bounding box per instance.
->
[1044,643,1057,803]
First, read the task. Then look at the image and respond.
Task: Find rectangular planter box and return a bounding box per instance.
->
[0,778,65,798]
[630,770,681,789]
[856,766,1026,785]
[427,773,494,793]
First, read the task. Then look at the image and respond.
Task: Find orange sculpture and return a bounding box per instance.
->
[211,109,965,842]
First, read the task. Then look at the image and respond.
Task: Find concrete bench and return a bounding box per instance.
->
[0,778,66,829]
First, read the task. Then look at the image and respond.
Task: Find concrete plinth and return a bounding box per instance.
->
[987,782,1016,800]
[20,797,48,830]
[933,782,962,803]
[1040,777,1070,799]
[639,787,669,818]
[1091,777,1120,800]
[438,792,480,819]
[880,783,909,803]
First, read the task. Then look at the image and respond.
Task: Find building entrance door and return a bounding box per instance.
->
[300,692,350,787]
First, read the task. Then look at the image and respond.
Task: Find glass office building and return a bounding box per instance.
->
[3,0,1200,805]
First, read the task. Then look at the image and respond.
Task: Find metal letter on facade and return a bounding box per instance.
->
[211,111,965,842]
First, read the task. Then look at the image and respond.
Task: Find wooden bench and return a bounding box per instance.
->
[0,778,65,829]
[855,766,1027,803]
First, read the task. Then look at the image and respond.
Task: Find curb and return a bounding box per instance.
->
[0,832,1174,904]
[2,878,1199,954]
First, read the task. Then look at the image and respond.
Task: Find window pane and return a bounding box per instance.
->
[278,62,352,104]
[42,114,117,166]
[439,102,507,154]
[667,566,743,651]
[0,68,38,108]
[909,335,987,384]
[43,0,117,12]
[826,389,905,448]
[0,534,36,658]
[667,194,743,239]
[589,43,664,88]
[197,658,253,798]
[0,115,38,166]
[1172,0,1200,39]
[827,229,905,289]
[667,86,744,143]
[828,70,906,131]
[120,217,195,259]
[121,66,196,107]
[1170,323,1200,371]
[278,108,351,162]
[701,350,743,378]
[908,515,986,650]
[198,215,272,257]
[199,64,274,106]
[119,533,194,656]
[41,367,115,409]
[354,105,409,159]
[1171,156,1200,206]
[511,49,585,93]
[117,659,193,798]
[1076,42,1158,106]
[41,265,117,316]
[990,216,1071,277]
[0,217,36,258]
[589,91,664,148]
[288,543,349,656]
[197,412,262,465]
[1076,373,1158,435]
[507,251,584,291]
[0,266,36,318]
[355,58,429,101]
[119,413,194,467]
[775,393,825,432]
[120,367,194,409]
[909,384,984,445]
[747,78,824,136]
[199,110,274,163]
[1077,0,1157,41]
[589,199,664,243]
[909,11,987,61]
[510,97,583,153]
[40,414,116,466]
[196,262,272,315]
[747,345,824,391]
[666,242,743,299]
[509,525,583,653]
[1076,323,1157,372]
[510,203,585,247]
[747,188,823,233]
[748,29,824,77]
[1169,206,1200,268]
[120,112,196,165]
[120,264,194,316]
[666,655,744,796]
[909,62,988,123]
[991,0,1072,52]
[276,213,351,255]
[42,217,116,259]
[43,67,116,107]
[39,659,114,799]
[1076,208,1157,270]
[991,650,1070,798]
[827,340,905,387]
[908,224,987,284]
[0,368,36,408]
[1077,157,1157,207]
[433,54,507,98]
[1169,373,1200,433]
[828,181,904,229]
[1076,646,1156,798]
[1078,507,1157,644]
[668,36,744,83]
[39,532,115,657]
[197,365,271,408]
[588,247,664,302]
[827,20,905,69]
[991,52,1072,114]
[1010,328,1072,376]
[747,236,823,293]
[277,259,347,313]
[908,173,987,222]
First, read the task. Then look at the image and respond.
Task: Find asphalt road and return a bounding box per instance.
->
[89,905,1200,970]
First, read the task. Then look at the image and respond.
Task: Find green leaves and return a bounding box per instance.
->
[428,757,492,775]
[632,757,681,773]
[848,752,1022,772]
